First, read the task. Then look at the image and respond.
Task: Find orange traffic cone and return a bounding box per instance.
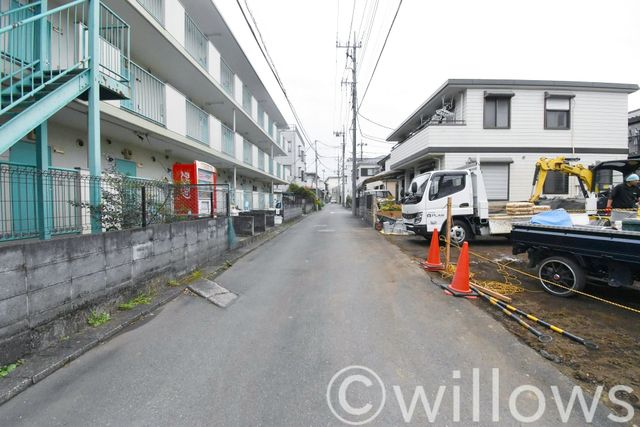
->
[446,242,476,298]
[422,229,444,271]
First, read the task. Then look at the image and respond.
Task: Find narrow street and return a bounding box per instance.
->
[0,209,614,425]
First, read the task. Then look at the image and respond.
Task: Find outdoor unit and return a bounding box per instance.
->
[172,161,218,216]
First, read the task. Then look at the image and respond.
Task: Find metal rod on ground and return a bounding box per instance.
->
[445,196,452,268]
[477,290,598,349]
[469,281,512,303]
[479,291,552,343]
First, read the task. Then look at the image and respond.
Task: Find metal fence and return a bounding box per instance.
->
[186,99,209,145]
[0,164,230,242]
[184,12,207,68]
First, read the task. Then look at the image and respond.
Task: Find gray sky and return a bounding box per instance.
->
[215,0,640,177]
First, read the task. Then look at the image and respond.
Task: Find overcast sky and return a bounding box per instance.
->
[215,0,640,177]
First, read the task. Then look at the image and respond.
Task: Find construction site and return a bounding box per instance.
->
[369,155,640,420]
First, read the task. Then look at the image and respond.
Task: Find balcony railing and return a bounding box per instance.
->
[221,59,234,96]
[122,61,165,125]
[222,124,235,156]
[243,140,253,164]
[186,100,209,145]
[184,12,207,68]
[136,0,164,24]
[258,150,265,171]
[98,3,131,84]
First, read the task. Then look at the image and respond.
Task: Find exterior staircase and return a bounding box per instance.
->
[0,0,130,154]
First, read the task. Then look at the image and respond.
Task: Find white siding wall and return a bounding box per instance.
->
[209,115,222,152]
[164,0,185,45]
[443,152,625,201]
[234,133,243,161]
[390,88,629,170]
[207,42,221,82]
[165,84,186,136]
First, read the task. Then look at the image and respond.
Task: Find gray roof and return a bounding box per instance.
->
[388,79,640,142]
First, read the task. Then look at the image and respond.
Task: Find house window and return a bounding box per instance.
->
[545,97,571,130]
[543,171,569,194]
[484,96,511,129]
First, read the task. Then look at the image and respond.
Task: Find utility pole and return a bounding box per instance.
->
[314,140,319,202]
[333,129,346,206]
[358,141,367,161]
[337,33,361,215]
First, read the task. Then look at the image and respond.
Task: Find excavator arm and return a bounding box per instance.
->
[529,157,593,203]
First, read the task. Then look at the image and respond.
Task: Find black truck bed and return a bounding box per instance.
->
[511,223,640,267]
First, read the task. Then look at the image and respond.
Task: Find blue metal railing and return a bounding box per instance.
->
[186,99,209,144]
[184,12,207,68]
[0,0,87,115]
[122,61,165,125]
[0,0,130,117]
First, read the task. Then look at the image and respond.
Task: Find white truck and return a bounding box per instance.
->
[401,164,532,243]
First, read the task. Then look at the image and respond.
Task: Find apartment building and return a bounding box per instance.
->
[0,0,289,241]
[274,124,306,191]
[387,79,638,201]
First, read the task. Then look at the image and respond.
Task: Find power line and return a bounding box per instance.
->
[357,0,402,112]
[236,0,319,160]
[358,111,394,130]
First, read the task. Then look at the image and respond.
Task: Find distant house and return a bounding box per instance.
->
[629,108,640,158]
[387,79,638,201]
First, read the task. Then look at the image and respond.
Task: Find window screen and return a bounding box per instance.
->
[484,97,511,129]
[545,97,571,130]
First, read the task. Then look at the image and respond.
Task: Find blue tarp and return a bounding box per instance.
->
[530,208,573,227]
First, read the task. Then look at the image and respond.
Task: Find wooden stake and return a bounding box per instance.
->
[445,196,452,268]
[469,282,512,303]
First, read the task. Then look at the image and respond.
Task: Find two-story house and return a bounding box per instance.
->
[387,79,638,202]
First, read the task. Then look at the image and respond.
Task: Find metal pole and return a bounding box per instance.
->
[210,189,214,218]
[445,197,452,268]
[341,130,345,206]
[141,185,147,227]
[88,0,101,233]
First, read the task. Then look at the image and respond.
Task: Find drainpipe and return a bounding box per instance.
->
[233,166,237,206]
[87,0,101,233]
[36,0,51,239]
[232,108,236,132]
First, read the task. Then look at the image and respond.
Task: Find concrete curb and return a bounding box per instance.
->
[0,213,309,406]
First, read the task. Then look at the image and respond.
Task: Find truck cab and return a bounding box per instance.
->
[402,166,490,242]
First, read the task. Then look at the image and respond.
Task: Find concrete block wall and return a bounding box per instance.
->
[0,217,228,364]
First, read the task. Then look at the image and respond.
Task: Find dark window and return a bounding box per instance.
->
[429,174,466,200]
[484,96,510,129]
[545,97,571,130]
[543,170,569,194]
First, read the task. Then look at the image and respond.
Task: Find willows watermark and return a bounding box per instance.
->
[326,366,634,424]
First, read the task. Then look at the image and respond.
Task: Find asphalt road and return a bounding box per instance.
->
[0,208,620,426]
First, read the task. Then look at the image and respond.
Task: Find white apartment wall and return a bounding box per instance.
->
[164,0,185,45]
[390,88,629,169]
[234,133,243,161]
[234,76,243,104]
[251,96,258,121]
[165,84,186,135]
[207,42,221,82]
[209,115,222,152]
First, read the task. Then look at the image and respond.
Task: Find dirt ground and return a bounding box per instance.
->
[384,232,640,422]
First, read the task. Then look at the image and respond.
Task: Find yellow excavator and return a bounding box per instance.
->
[529,157,593,203]
[529,156,640,209]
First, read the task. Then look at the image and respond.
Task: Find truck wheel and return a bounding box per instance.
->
[538,256,586,297]
[444,219,474,245]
